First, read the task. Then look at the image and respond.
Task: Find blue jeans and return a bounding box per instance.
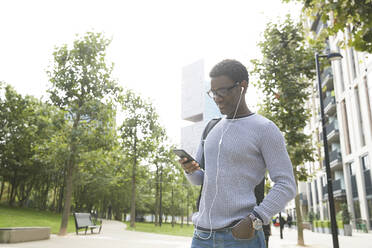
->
[191,228,266,248]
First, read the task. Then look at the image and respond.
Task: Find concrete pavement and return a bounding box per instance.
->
[268,225,372,248]
[1,220,372,248]
[0,220,190,248]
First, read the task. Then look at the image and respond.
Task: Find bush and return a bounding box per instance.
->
[337,220,344,228]
[341,204,351,224]
[313,220,320,228]
[324,221,331,228]
[308,211,314,222]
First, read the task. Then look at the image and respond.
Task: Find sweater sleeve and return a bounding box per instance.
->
[184,140,204,185]
[253,121,297,225]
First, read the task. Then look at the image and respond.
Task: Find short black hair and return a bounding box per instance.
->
[209,59,249,83]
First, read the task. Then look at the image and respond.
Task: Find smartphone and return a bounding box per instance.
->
[173,149,196,163]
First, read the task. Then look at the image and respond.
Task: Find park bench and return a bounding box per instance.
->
[73,212,102,235]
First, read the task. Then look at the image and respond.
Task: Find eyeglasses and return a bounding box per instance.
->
[207,82,240,98]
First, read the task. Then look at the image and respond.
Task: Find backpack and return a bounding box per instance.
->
[196,118,271,237]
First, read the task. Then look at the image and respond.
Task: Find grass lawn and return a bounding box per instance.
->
[125,221,195,237]
[0,205,75,234]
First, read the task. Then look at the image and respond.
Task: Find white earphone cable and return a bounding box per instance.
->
[195,86,243,240]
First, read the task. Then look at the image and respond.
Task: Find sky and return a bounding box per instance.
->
[0,0,301,145]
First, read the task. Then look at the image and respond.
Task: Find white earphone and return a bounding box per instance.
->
[195,82,245,240]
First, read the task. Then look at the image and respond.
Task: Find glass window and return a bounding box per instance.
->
[341,100,352,154]
[349,162,356,175]
[337,47,345,92]
[315,179,319,204]
[323,202,329,220]
[355,86,366,146]
[354,199,361,219]
[363,76,372,138]
[350,48,357,79]
[362,155,370,171]
[367,198,372,228]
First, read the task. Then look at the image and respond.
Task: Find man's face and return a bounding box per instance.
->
[210,75,242,117]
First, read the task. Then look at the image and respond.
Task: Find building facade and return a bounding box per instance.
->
[289,15,372,231]
[181,60,222,156]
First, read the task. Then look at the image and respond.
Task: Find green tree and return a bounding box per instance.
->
[251,16,316,246]
[284,0,372,53]
[29,100,68,210]
[118,90,165,228]
[47,32,120,235]
[0,84,42,206]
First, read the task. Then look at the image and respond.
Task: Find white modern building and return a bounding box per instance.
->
[180,59,222,157]
[288,15,372,231]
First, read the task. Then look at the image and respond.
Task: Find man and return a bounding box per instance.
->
[179,59,296,248]
[287,214,293,228]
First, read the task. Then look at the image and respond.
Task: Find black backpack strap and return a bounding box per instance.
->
[196,118,221,211]
[199,118,222,170]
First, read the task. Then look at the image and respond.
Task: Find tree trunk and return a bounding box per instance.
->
[159,165,163,226]
[52,185,58,211]
[59,114,80,235]
[154,164,159,226]
[0,180,4,201]
[9,171,18,206]
[187,189,190,226]
[181,207,184,228]
[58,158,74,235]
[42,183,50,210]
[130,132,137,228]
[294,170,304,246]
[171,186,175,228]
[7,181,11,202]
[9,182,17,206]
[18,182,33,207]
[58,183,64,213]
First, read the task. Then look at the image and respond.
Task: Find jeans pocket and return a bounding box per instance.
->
[231,218,256,241]
[230,229,257,241]
[193,229,213,240]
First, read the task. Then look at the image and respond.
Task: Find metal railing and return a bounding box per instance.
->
[322,179,345,196]
[321,67,333,87]
[326,121,339,136]
[329,150,342,165]
[324,95,336,111]
[351,175,359,198]
[364,170,372,195]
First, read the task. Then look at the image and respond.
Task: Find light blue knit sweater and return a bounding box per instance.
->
[185,114,297,228]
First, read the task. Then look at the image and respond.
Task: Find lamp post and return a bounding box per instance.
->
[315,52,343,248]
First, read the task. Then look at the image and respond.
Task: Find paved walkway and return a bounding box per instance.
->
[268,225,372,248]
[0,220,190,248]
[1,220,372,248]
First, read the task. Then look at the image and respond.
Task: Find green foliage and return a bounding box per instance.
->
[313,220,318,227]
[340,203,351,224]
[324,220,331,228]
[283,0,372,53]
[308,211,315,222]
[47,32,121,234]
[0,33,193,229]
[251,15,317,246]
[337,220,344,229]
[251,15,316,181]
[0,83,67,208]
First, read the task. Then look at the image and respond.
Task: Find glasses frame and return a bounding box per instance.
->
[207,82,240,98]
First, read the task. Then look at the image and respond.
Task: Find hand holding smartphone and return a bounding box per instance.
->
[173,149,200,174]
[173,149,196,162]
